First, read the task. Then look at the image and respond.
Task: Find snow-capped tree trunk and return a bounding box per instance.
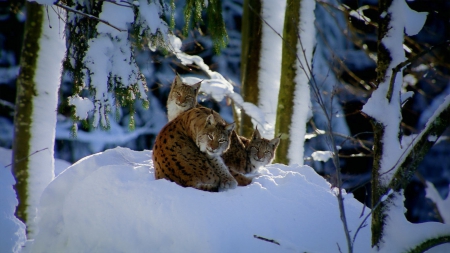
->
[274,0,315,165]
[240,0,262,137]
[362,0,450,251]
[240,0,285,139]
[12,2,65,236]
[255,0,285,139]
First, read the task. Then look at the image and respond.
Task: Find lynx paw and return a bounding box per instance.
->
[218,177,238,192]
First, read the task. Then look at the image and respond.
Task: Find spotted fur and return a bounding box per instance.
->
[153,107,237,192]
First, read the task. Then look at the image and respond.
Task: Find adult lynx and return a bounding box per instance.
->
[153,107,237,192]
[166,75,201,121]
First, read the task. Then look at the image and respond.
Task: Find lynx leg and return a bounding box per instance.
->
[229,169,253,186]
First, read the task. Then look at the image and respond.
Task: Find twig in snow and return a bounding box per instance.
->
[253,235,280,245]
[55,3,127,32]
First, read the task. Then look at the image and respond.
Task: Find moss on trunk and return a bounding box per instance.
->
[370,119,388,249]
[274,0,301,164]
[240,0,262,137]
[12,1,43,235]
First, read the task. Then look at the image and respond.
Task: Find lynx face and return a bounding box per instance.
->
[167,75,201,121]
[247,128,280,172]
[197,114,235,157]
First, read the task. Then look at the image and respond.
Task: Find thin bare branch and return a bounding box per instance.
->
[387,40,450,102]
[55,3,127,32]
[5,148,49,168]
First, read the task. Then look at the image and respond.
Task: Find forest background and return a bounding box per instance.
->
[0,0,449,252]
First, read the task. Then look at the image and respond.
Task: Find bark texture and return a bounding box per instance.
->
[12,1,43,235]
[274,0,301,164]
[240,0,262,137]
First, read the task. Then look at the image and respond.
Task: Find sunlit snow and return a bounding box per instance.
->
[1,147,372,252]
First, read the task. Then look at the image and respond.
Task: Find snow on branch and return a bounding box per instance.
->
[165,35,271,132]
[55,3,127,32]
[425,182,450,224]
[379,191,450,253]
[64,0,178,129]
[361,0,428,186]
[388,93,450,190]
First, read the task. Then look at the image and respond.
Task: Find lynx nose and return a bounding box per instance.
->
[210,142,219,151]
[257,152,264,160]
[177,97,185,104]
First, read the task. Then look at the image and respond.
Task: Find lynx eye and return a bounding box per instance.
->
[218,138,226,143]
[207,134,214,140]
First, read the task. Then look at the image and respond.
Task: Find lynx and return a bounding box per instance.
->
[153,107,237,192]
[245,128,280,172]
[164,75,280,186]
[166,75,201,121]
[222,128,281,186]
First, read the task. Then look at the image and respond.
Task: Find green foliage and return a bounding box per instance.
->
[65,0,151,131]
[63,0,102,94]
[132,2,170,52]
[183,0,204,36]
[64,0,229,132]
[183,0,228,53]
[169,0,176,30]
[207,0,228,53]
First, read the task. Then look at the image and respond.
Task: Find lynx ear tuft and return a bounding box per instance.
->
[252,127,261,140]
[270,137,280,148]
[226,122,235,132]
[206,114,215,125]
[192,80,202,93]
[174,75,183,87]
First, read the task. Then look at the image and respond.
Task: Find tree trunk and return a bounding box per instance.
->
[240,0,262,137]
[274,0,314,165]
[369,0,398,248]
[273,0,300,164]
[12,1,43,235]
[12,2,65,236]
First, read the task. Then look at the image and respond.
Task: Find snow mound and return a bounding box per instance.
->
[0,148,26,253]
[29,147,370,252]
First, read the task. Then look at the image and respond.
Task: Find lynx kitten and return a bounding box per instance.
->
[222,128,280,186]
[245,128,280,172]
[166,75,201,121]
[153,107,237,192]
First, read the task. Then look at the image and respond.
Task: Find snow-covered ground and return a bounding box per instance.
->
[1,146,372,252]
